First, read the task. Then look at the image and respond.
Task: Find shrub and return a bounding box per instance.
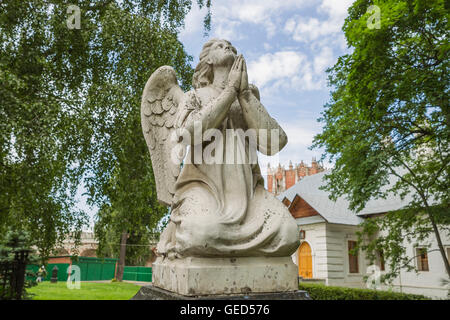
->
[299,282,430,300]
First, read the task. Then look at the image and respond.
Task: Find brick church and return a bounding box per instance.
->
[267,158,325,195]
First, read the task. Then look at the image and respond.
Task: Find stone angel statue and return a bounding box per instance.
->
[141,39,299,260]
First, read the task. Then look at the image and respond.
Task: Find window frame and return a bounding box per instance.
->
[378,249,385,271]
[415,247,429,272]
[348,240,359,274]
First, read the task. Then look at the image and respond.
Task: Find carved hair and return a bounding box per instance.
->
[192,38,237,89]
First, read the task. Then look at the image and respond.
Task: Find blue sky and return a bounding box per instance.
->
[78,0,355,230]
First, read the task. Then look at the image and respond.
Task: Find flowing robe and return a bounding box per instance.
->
[157,87,299,258]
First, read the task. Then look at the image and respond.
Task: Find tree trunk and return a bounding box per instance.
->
[426,208,450,278]
[115,231,128,282]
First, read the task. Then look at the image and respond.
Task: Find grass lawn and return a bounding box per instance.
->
[27,281,141,300]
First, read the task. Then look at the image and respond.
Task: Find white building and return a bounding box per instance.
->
[279,171,450,299]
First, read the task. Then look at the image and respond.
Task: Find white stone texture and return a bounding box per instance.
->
[141,39,300,296]
[152,256,299,296]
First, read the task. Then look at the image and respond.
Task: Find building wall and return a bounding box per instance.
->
[378,227,450,299]
[294,218,449,299]
[293,220,369,288]
[267,159,325,195]
[324,223,368,288]
[56,231,99,256]
[292,219,328,280]
[285,168,296,190]
[48,256,72,264]
[267,175,274,194]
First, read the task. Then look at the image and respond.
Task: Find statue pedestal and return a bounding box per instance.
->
[150,256,299,296]
[131,284,311,300]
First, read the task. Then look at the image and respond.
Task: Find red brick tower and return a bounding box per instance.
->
[267,158,325,195]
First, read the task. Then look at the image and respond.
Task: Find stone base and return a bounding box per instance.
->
[131,284,311,300]
[151,256,299,296]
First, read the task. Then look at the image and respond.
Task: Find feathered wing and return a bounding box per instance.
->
[141,66,185,206]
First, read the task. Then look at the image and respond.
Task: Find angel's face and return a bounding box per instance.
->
[208,40,237,68]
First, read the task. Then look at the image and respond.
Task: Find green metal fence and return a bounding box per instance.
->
[26,263,71,281]
[123,266,152,282]
[26,264,39,281]
[47,263,71,281]
[72,257,117,281]
[26,257,153,282]
[26,257,118,282]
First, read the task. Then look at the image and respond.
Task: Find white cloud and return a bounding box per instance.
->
[213,20,243,41]
[283,123,316,148]
[313,46,334,75]
[320,0,353,20]
[284,18,296,33]
[179,2,209,39]
[284,0,353,44]
[263,42,272,51]
[267,0,355,91]
[248,51,305,87]
[207,0,311,41]
[181,0,351,92]
[247,48,333,92]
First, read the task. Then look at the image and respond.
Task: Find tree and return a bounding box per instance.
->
[0,229,38,300]
[1,0,92,258]
[0,1,211,259]
[83,1,211,264]
[312,0,449,282]
[94,201,163,267]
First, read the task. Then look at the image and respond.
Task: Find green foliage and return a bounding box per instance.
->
[0,229,39,300]
[1,1,211,261]
[299,282,430,300]
[312,0,450,281]
[95,204,160,265]
[80,1,210,265]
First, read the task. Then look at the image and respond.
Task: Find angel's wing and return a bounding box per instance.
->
[141,66,185,206]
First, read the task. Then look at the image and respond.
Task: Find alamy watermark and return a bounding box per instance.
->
[66,265,81,289]
[67,5,81,30]
[170,121,281,168]
[367,5,381,29]
[366,264,382,290]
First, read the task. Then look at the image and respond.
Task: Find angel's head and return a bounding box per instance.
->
[193,39,237,89]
